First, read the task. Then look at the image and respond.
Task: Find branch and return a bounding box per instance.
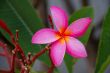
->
[48,15,54,29]
[20,68,25,73]
[47,63,55,73]
[0,70,10,73]
[27,52,32,65]
[48,50,55,73]
[31,45,49,64]
[10,49,16,73]
[0,20,13,37]
[0,20,26,61]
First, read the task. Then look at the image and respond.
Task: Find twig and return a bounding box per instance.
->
[0,20,13,36]
[19,59,25,73]
[48,50,55,73]
[27,52,32,66]
[10,49,16,73]
[47,63,55,73]
[0,70,10,73]
[31,46,49,63]
[20,67,25,73]
[10,30,19,73]
[0,20,26,61]
[48,15,54,29]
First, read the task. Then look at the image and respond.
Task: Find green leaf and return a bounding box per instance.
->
[65,7,94,73]
[98,56,110,73]
[0,0,50,65]
[95,8,110,73]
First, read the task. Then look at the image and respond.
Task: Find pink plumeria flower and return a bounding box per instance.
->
[32,6,92,66]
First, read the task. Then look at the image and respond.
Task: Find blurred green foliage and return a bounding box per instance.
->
[0,0,50,68]
[95,7,110,73]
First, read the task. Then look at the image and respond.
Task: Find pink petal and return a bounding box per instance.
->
[64,17,92,37]
[65,36,87,58]
[32,28,60,44]
[50,6,68,33]
[50,38,66,66]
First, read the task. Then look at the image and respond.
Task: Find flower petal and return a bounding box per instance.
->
[64,17,92,37]
[32,28,60,44]
[50,38,66,66]
[50,6,68,33]
[65,36,87,58]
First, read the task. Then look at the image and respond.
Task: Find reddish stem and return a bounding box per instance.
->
[47,63,55,73]
[48,49,55,73]
[0,20,56,73]
[31,46,49,64]
[25,67,30,73]
[10,49,16,73]
[20,67,25,73]
[0,20,27,73]
[0,20,13,36]
[0,20,15,45]
[19,59,24,67]
[0,70,10,73]
[48,15,54,29]
[0,53,6,56]
[19,59,25,73]
[27,52,32,65]
[14,29,26,61]
[0,20,26,61]
[16,43,26,60]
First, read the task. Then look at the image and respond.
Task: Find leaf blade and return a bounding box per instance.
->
[95,8,110,73]
[0,0,50,66]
